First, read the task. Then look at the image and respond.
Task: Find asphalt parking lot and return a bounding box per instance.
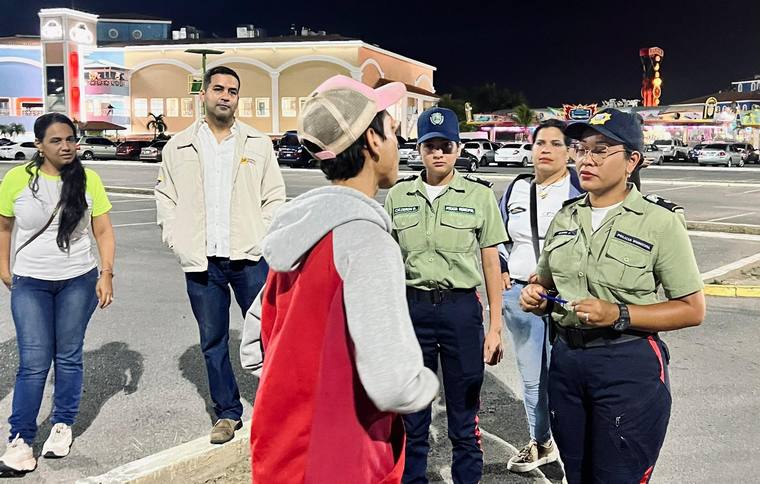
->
[0,160,758,482]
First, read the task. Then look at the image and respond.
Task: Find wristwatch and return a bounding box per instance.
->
[612,303,630,332]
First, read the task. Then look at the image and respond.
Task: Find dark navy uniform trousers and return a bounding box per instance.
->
[403,289,484,484]
[549,334,672,484]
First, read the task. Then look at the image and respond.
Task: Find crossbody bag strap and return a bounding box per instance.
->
[529,182,541,261]
[15,203,61,256]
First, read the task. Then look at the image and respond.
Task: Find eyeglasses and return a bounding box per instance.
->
[421,140,458,154]
[575,146,629,165]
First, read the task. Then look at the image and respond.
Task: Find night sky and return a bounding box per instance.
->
[4,0,759,107]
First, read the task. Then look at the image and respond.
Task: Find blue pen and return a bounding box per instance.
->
[540,293,569,305]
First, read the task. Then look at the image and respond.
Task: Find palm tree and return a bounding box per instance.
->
[8,123,25,140]
[146,113,167,141]
[512,104,535,141]
[0,125,9,139]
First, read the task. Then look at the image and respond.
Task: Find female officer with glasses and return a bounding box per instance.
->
[385,107,508,483]
[520,108,705,484]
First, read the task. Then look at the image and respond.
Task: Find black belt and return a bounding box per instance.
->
[554,324,654,349]
[406,287,475,305]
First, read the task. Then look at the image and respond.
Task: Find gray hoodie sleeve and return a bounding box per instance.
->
[240,287,264,376]
[333,221,439,414]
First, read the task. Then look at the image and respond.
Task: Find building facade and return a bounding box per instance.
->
[1,8,437,139]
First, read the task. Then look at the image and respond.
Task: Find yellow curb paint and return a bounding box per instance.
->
[704,285,760,298]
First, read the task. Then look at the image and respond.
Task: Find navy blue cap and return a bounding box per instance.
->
[417,107,460,144]
[565,108,644,153]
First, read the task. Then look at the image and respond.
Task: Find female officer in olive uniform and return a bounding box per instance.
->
[385,107,508,484]
[520,108,706,484]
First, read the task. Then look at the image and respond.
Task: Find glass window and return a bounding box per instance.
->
[181,98,194,117]
[0,98,9,116]
[239,98,253,117]
[281,97,297,117]
[256,98,270,117]
[166,98,179,117]
[46,66,66,113]
[150,98,164,116]
[134,98,148,118]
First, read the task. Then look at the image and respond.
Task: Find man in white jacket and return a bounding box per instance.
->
[156,65,285,444]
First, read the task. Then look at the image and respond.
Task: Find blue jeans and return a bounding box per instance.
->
[502,281,551,443]
[8,268,99,443]
[185,257,268,421]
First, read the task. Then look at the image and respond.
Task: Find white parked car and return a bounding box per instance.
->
[697,143,744,167]
[462,140,498,166]
[494,142,532,167]
[0,141,37,160]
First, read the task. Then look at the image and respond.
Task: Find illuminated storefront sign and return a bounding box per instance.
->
[69,22,94,44]
[85,68,129,96]
[563,104,597,121]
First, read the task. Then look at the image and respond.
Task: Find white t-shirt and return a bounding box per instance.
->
[423,182,448,202]
[198,121,238,258]
[0,165,112,280]
[505,175,571,281]
[591,201,623,231]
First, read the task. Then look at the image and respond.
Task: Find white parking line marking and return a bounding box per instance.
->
[689,231,760,242]
[738,187,760,195]
[112,222,156,228]
[653,185,698,192]
[705,212,754,222]
[110,208,156,214]
[701,252,760,281]
[107,193,155,199]
[110,198,154,203]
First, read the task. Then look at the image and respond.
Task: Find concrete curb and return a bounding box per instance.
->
[105,186,154,196]
[77,421,250,484]
[686,221,760,235]
[704,285,760,298]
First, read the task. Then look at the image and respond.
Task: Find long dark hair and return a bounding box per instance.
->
[25,113,87,251]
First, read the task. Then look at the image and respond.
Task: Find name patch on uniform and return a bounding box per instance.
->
[614,231,653,252]
[393,206,419,214]
[444,206,476,215]
[553,230,577,237]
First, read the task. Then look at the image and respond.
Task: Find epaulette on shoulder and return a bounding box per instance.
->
[562,194,586,207]
[394,174,418,185]
[463,174,493,188]
[644,193,683,212]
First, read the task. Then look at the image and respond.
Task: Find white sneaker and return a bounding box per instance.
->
[0,435,36,475]
[42,423,73,459]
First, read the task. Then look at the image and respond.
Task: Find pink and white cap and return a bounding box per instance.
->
[298,75,406,160]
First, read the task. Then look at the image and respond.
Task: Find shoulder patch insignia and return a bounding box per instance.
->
[394,174,419,185]
[463,175,494,188]
[562,194,586,207]
[644,193,683,212]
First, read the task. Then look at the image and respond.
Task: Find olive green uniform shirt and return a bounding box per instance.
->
[385,170,508,290]
[536,184,703,328]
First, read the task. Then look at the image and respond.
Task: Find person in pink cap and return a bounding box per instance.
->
[240,75,439,483]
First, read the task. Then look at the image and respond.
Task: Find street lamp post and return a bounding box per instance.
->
[185,49,224,116]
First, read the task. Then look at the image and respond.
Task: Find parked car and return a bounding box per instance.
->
[494,142,533,167]
[643,144,664,166]
[462,140,498,166]
[77,136,117,160]
[116,140,151,160]
[652,139,689,161]
[407,150,480,172]
[398,141,417,165]
[687,143,704,162]
[697,143,744,167]
[139,140,168,163]
[0,141,37,160]
[744,147,760,164]
[734,143,758,163]
[276,130,316,167]
[0,138,13,146]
